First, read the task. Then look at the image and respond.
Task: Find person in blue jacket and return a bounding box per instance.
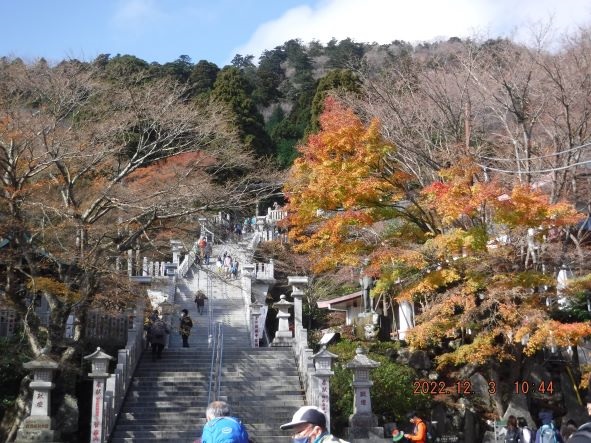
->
[200,400,249,443]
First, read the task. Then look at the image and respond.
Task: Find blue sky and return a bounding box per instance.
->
[3,0,591,67]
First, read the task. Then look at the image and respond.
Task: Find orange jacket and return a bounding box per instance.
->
[405,419,427,443]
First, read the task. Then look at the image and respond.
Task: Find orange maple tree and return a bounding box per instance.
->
[284,97,591,417]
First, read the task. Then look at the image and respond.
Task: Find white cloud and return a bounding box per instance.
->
[111,0,165,35]
[233,0,591,61]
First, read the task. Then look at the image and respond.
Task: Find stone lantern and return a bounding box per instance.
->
[346,347,381,438]
[271,294,293,346]
[312,346,338,432]
[83,347,114,443]
[15,355,60,443]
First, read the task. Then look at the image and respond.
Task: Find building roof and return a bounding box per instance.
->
[317,290,362,308]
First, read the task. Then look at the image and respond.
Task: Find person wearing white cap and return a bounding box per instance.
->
[280,406,349,443]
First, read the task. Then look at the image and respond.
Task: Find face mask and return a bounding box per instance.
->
[292,437,309,443]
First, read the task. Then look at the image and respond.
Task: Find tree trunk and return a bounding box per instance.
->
[0,375,31,442]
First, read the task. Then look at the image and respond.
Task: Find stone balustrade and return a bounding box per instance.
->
[99,300,145,442]
[254,260,274,280]
[266,207,287,223]
[177,241,199,278]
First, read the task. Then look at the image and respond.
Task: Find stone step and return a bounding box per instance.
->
[110,432,291,443]
[111,250,305,443]
[111,425,293,436]
[111,438,291,443]
[125,388,302,398]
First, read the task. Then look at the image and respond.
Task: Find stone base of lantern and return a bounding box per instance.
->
[349,412,378,428]
[345,423,384,442]
[15,416,61,442]
[271,331,293,347]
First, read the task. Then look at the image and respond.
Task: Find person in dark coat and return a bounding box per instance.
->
[149,316,169,360]
[180,308,194,347]
[194,290,208,315]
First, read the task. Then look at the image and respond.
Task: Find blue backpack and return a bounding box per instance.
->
[538,423,558,443]
[201,417,249,443]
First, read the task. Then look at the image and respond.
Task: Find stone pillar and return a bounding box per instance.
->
[312,346,338,432]
[359,259,373,314]
[15,355,61,443]
[83,348,113,443]
[287,276,308,337]
[398,300,414,340]
[271,295,293,347]
[164,263,177,303]
[170,240,182,265]
[256,216,266,232]
[127,249,133,277]
[250,301,262,348]
[142,257,148,276]
[346,348,382,441]
[242,263,255,299]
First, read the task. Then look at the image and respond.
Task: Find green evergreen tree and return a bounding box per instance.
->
[255,47,287,106]
[309,69,360,132]
[160,54,193,83]
[211,66,275,157]
[189,59,220,96]
[325,38,365,68]
[105,54,150,78]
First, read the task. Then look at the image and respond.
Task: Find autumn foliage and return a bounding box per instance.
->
[284,97,591,375]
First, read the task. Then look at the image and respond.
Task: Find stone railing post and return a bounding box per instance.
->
[83,347,114,443]
[171,240,182,265]
[127,249,133,276]
[271,294,293,347]
[287,276,308,338]
[164,263,177,302]
[268,259,275,279]
[241,263,255,324]
[345,348,382,440]
[15,355,60,443]
[312,346,338,432]
[250,301,262,348]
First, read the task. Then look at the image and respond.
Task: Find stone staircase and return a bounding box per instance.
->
[110,242,305,443]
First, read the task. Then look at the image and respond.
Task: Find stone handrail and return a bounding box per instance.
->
[102,299,145,442]
[255,260,274,280]
[266,207,287,223]
[249,231,262,251]
[177,241,199,278]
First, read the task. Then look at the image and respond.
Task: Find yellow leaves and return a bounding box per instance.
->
[284,97,401,271]
[521,320,591,356]
[494,184,581,229]
[406,318,457,349]
[436,333,510,368]
[421,158,501,227]
[580,365,591,390]
[398,268,461,300]
[27,277,82,303]
[421,159,582,233]
[491,271,554,290]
